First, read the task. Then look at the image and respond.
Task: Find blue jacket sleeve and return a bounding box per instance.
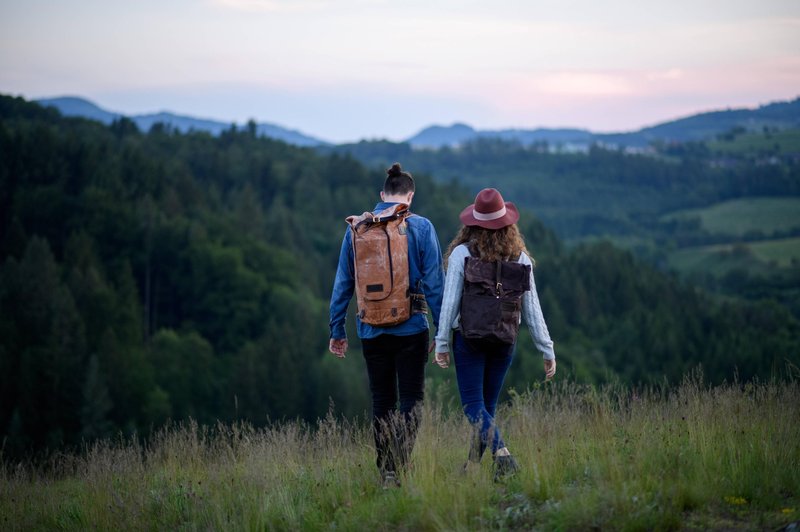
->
[329,229,354,339]
[419,222,445,333]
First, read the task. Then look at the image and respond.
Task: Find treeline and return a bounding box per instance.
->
[328,137,800,240]
[533,242,799,383]
[1,95,798,457]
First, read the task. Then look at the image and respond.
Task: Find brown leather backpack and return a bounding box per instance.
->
[459,256,531,345]
[346,203,415,326]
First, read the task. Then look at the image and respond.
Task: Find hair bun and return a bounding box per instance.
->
[387,163,403,177]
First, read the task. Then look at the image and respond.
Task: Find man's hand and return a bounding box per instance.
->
[544,359,556,380]
[434,351,450,369]
[329,338,348,358]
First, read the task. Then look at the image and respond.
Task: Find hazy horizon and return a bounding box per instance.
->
[24,91,799,144]
[2,0,799,143]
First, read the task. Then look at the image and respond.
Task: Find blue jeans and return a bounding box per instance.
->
[453,331,515,460]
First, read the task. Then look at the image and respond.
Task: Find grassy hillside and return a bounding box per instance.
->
[669,243,766,277]
[749,237,800,266]
[668,238,800,274]
[662,197,800,238]
[708,128,800,156]
[665,237,800,318]
[657,196,800,317]
[2,377,798,531]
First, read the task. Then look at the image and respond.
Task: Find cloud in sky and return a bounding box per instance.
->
[1,0,798,141]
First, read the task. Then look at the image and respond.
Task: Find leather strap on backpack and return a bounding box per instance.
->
[495,260,504,297]
[347,203,410,231]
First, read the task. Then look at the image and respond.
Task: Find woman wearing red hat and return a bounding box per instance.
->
[434,188,556,480]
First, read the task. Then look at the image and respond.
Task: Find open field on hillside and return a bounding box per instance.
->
[2,377,798,531]
[748,237,800,267]
[668,236,800,276]
[662,197,800,238]
[707,129,800,156]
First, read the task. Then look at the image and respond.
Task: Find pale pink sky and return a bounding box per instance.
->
[1,0,798,142]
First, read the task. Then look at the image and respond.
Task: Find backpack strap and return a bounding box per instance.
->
[495,260,504,297]
[346,203,410,230]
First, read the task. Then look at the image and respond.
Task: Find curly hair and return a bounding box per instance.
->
[444,224,532,268]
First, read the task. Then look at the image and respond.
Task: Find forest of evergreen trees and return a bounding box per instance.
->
[1,95,798,457]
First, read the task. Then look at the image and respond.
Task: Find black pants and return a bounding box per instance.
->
[361,330,428,473]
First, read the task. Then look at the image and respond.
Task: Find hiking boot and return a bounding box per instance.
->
[381,470,401,489]
[493,454,519,482]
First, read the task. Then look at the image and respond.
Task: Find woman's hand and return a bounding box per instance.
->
[544,359,556,380]
[434,351,450,369]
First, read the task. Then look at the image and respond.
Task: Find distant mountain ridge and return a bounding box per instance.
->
[407,97,800,149]
[36,96,329,147]
[36,95,800,150]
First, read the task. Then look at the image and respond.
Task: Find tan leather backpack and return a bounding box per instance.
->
[346,203,413,326]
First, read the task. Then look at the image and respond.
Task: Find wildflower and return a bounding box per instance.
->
[724,496,747,506]
[781,508,795,515]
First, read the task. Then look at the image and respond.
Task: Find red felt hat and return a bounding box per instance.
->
[459,188,519,230]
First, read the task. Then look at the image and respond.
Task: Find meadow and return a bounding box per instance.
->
[747,236,800,266]
[661,197,800,280]
[667,236,800,277]
[661,197,800,238]
[707,129,800,156]
[2,375,798,531]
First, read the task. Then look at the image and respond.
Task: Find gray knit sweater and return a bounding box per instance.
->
[434,244,556,360]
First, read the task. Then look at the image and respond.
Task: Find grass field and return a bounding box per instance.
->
[2,376,799,531]
[748,237,800,267]
[662,197,800,238]
[707,129,800,156]
[668,237,800,276]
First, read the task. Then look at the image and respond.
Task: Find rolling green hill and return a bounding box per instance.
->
[708,127,800,156]
[750,237,800,266]
[668,239,800,275]
[662,197,800,238]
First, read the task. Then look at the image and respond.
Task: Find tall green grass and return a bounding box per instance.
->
[3,375,799,531]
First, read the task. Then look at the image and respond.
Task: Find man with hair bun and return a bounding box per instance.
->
[329,162,444,488]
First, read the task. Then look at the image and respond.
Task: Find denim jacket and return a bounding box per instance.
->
[329,202,444,340]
